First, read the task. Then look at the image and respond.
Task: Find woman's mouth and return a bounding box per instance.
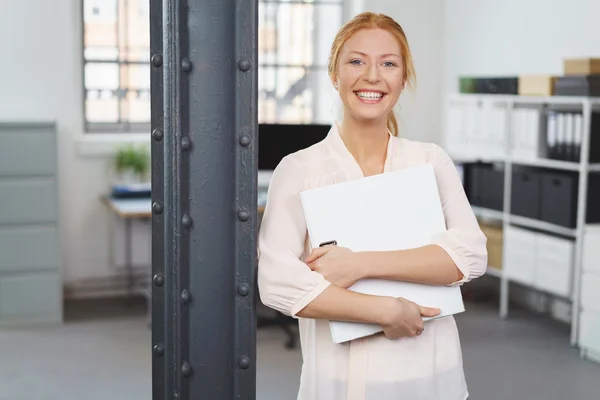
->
[354,91,386,104]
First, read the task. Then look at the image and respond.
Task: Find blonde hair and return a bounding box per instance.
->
[328,12,416,137]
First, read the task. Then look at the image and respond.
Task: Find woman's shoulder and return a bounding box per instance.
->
[270,139,329,184]
[393,136,451,164]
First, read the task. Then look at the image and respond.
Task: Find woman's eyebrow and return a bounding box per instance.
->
[347,50,401,59]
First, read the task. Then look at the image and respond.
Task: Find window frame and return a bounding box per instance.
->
[80,0,343,133]
[81,0,152,133]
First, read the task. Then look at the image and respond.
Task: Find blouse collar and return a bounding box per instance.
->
[325,121,396,178]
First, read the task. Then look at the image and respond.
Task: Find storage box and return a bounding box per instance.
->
[518,75,556,96]
[563,58,600,75]
[459,77,477,94]
[511,167,541,220]
[466,163,505,211]
[479,222,503,270]
[540,170,578,228]
[475,77,519,95]
[554,75,600,96]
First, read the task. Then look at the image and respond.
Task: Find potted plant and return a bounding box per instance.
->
[114,144,150,184]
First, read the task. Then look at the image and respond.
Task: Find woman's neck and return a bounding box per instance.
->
[338,114,390,176]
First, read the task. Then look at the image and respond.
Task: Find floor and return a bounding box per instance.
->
[0,298,598,400]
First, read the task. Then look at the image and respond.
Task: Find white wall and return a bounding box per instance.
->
[443,0,600,94]
[1,0,150,298]
[351,0,446,144]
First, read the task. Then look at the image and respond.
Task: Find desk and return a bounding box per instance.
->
[101,197,152,321]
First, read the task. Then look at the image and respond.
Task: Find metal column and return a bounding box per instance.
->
[150,0,258,398]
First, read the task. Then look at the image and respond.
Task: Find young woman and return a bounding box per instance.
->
[257,12,487,400]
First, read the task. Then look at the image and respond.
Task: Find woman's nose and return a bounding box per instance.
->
[363,64,380,83]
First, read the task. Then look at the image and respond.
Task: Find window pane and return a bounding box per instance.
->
[121,90,150,123]
[120,64,150,90]
[122,0,150,62]
[86,90,119,123]
[258,2,342,67]
[84,47,119,61]
[259,66,313,124]
[85,62,119,90]
[84,0,118,54]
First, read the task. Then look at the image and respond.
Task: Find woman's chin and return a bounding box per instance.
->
[346,109,390,125]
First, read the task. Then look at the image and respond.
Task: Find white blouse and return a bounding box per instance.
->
[257,123,488,400]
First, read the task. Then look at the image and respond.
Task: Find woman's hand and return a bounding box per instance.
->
[379,297,440,339]
[305,246,363,289]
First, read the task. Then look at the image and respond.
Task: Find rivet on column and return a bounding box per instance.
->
[237,209,249,222]
[153,274,165,287]
[182,214,192,227]
[181,289,191,304]
[237,283,249,297]
[151,54,163,67]
[239,134,251,147]
[238,60,251,72]
[238,355,251,370]
[153,344,165,357]
[181,362,192,377]
[182,58,192,72]
[152,202,164,214]
[152,128,163,141]
[181,137,191,150]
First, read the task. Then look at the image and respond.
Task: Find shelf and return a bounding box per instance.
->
[510,158,581,171]
[455,156,600,172]
[509,214,577,238]
[472,206,504,221]
[486,266,502,278]
[448,93,600,105]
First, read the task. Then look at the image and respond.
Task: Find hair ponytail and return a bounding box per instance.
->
[387,112,399,137]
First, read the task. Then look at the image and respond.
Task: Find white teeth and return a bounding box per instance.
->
[356,91,383,100]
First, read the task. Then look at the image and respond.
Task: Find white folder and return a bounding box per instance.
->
[299,164,465,344]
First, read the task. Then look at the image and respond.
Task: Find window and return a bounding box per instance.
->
[82,0,342,132]
[258,0,343,124]
[83,0,150,132]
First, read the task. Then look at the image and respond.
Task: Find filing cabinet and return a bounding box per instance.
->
[0,123,62,327]
[510,167,541,220]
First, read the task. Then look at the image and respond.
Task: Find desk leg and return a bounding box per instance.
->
[125,218,133,304]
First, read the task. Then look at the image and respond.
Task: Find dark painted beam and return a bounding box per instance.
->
[150,0,258,398]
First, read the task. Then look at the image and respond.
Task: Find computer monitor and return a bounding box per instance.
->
[258,123,331,187]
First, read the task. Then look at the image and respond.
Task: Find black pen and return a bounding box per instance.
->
[319,240,337,247]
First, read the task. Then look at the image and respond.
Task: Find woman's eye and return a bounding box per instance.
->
[383,61,396,67]
[350,59,363,65]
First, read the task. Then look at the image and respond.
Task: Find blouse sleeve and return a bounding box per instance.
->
[257,156,331,317]
[428,143,488,286]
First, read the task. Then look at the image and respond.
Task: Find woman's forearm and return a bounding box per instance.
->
[296,284,392,325]
[358,244,464,286]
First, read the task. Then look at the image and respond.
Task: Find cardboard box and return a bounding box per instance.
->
[564,58,600,75]
[479,221,503,270]
[518,75,556,96]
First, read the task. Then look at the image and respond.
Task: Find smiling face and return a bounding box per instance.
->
[333,28,406,125]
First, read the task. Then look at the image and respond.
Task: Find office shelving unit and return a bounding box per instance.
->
[443,93,600,363]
